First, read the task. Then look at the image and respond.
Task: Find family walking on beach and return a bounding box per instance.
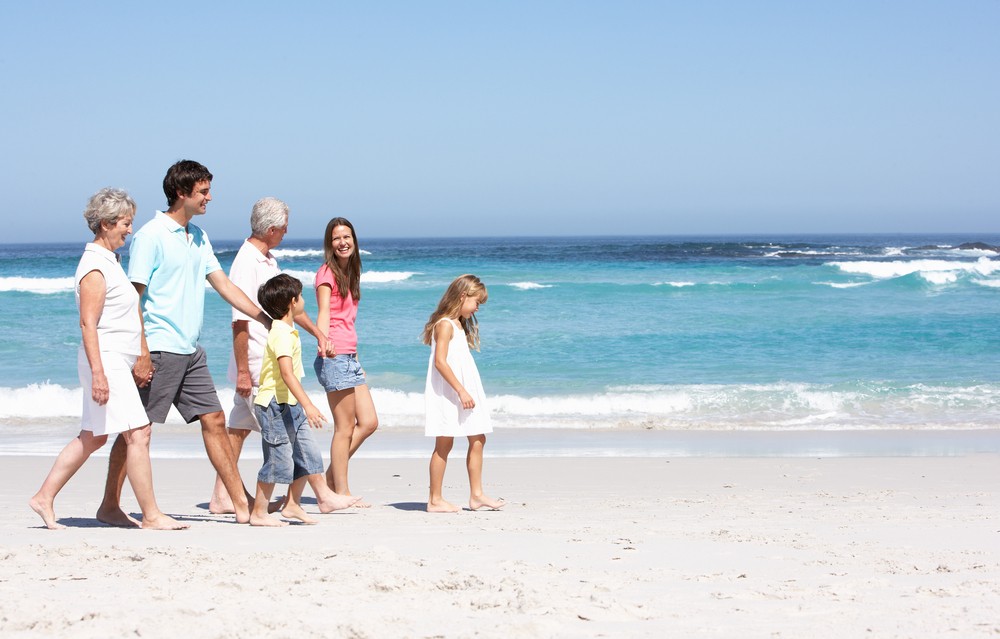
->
[29,159,504,530]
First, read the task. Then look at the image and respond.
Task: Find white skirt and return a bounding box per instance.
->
[78,349,150,435]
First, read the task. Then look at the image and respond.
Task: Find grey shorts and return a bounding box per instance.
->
[139,347,224,424]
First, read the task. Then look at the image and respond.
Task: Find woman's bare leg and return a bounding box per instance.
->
[29,431,108,529]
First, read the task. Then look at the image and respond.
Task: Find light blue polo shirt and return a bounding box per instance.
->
[128,211,223,354]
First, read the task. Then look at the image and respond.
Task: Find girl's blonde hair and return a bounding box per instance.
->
[422,274,488,350]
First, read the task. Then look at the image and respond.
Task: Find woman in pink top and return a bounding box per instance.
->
[313,217,378,503]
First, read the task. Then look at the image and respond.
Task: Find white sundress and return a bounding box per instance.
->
[424,318,491,437]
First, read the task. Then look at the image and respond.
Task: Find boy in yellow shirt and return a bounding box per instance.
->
[251,274,358,526]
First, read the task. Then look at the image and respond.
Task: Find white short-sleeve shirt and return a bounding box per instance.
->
[226,240,281,385]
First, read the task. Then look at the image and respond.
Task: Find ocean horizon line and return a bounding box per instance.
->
[6,231,1000,248]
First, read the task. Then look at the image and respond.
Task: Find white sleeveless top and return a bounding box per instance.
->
[75,243,142,356]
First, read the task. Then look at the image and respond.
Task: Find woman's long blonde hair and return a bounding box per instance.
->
[421,274,488,350]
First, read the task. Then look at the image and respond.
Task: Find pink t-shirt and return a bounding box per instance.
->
[315,264,358,354]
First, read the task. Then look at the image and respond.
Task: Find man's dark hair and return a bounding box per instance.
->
[258,274,303,320]
[163,160,213,206]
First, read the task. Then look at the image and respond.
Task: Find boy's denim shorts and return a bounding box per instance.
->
[253,398,324,485]
[314,353,366,392]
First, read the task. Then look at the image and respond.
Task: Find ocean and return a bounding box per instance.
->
[3,234,1000,458]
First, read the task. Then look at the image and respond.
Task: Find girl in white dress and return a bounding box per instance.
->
[422,275,505,513]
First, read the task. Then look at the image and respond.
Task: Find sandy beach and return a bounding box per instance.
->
[3,451,998,638]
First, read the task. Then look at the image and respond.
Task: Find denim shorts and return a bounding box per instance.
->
[314,354,366,392]
[253,398,324,485]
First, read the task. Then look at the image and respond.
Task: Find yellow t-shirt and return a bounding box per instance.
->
[254,321,303,407]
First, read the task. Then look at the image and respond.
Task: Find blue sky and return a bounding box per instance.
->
[3,1,998,242]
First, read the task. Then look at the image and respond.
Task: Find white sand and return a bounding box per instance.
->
[3,453,998,638]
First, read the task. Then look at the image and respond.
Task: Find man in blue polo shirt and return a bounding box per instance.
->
[97,160,270,526]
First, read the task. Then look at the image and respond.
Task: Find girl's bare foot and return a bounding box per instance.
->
[140,513,190,530]
[280,502,318,525]
[249,513,288,527]
[469,495,506,511]
[29,495,65,530]
[318,493,361,513]
[96,505,141,528]
[428,498,460,513]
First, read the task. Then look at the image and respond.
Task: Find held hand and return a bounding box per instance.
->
[458,390,476,410]
[91,372,110,406]
[236,370,253,398]
[318,335,336,358]
[131,353,154,388]
[305,405,327,429]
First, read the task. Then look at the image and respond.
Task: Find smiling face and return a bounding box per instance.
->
[178,180,212,217]
[329,224,355,265]
[101,213,134,251]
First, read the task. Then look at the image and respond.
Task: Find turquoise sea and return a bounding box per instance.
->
[3,233,1000,457]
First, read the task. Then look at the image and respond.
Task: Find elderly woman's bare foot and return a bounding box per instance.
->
[280,503,318,525]
[96,505,141,528]
[140,513,190,530]
[29,495,65,530]
[469,495,506,511]
[427,498,460,513]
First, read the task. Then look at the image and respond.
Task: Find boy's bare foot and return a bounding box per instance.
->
[427,499,460,513]
[469,495,506,511]
[318,493,361,513]
[29,495,65,530]
[249,513,288,527]
[96,505,141,528]
[280,503,318,525]
[140,513,190,530]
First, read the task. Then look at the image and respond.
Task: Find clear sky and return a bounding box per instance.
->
[3,1,998,242]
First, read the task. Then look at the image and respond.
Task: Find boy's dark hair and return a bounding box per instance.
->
[163,160,213,206]
[257,274,303,320]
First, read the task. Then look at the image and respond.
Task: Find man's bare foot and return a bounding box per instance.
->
[317,493,361,513]
[250,513,288,527]
[349,498,372,509]
[280,503,318,525]
[29,495,65,530]
[208,493,235,515]
[140,513,190,530]
[469,495,506,511]
[427,499,460,513]
[96,504,141,528]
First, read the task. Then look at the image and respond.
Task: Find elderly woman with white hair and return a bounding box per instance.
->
[29,188,188,530]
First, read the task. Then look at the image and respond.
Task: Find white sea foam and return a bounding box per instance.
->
[363,271,418,283]
[279,269,417,286]
[7,382,999,436]
[819,281,870,289]
[827,257,1000,281]
[271,248,323,258]
[656,281,696,288]
[0,276,74,294]
[508,282,552,290]
[283,269,315,284]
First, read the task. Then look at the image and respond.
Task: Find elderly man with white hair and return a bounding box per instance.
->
[208,197,352,514]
